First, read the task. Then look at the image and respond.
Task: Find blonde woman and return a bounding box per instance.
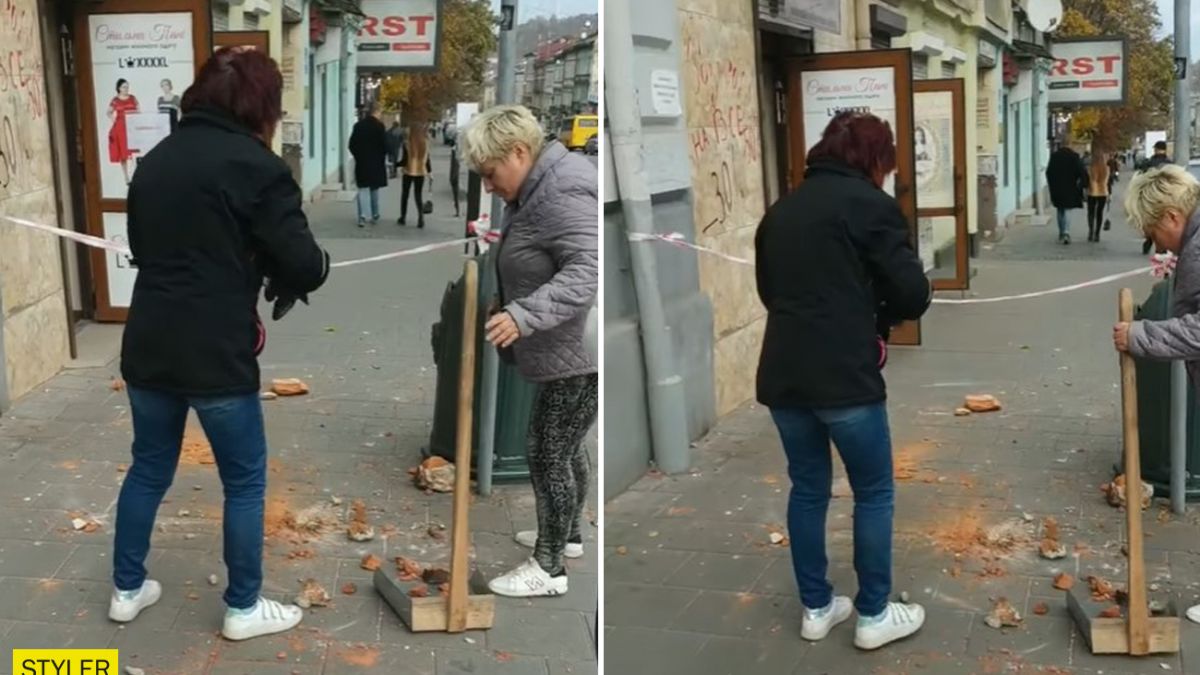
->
[398,125,432,228]
[460,105,598,597]
[1114,165,1200,626]
[1086,151,1111,242]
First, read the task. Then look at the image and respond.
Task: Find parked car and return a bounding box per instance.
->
[443,122,456,145]
[584,135,598,156]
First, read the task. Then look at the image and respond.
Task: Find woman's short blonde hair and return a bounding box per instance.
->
[459,105,545,170]
[1124,164,1200,235]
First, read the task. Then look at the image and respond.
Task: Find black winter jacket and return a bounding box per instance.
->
[120,107,329,396]
[349,116,389,189]
[755,161,931,409]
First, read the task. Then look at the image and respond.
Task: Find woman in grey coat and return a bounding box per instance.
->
[460,105,598,598]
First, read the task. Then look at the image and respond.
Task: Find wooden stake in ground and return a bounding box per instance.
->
[1067,289,1180,654]
[447,259,479,633]
[1117,288,1150,655]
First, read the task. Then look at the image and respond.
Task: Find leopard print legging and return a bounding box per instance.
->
[529,373,598,574]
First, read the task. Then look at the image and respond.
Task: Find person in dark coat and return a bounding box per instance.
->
[1045,143,1088,245]
[385,117,404,179]
[115,47,329,642]
[448,137,461,217]
[755,111,932,651]
[349,102,388,227]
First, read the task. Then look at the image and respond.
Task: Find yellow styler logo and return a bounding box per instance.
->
[11,650,119,674]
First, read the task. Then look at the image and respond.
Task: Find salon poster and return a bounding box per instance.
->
[102,212,137,308]
[89,13,194,200]
[913,89,955,210]
[801,67,897,196]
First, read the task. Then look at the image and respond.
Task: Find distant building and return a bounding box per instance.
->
[521,32,597,130]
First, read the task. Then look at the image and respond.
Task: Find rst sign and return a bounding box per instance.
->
[357,0,442,72]
[1047,37,1128,107]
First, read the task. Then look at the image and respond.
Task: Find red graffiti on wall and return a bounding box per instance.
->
[682,30,761,165]
[0,0,48,120]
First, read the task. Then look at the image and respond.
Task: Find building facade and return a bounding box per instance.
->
[605,0,1054,497]
[0,0,359,413]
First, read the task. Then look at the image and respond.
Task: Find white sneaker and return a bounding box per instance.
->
[108,580,162,622]
[221,597,304,641]
[854,602,926,650]
[801,595,854,641]
[514,530,584,559]
[488,558,569,598]
[1187,604,1200,624]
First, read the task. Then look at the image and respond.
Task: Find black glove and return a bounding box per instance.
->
[264,278,309,321]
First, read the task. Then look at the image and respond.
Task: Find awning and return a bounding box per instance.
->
[1012,38,1053,60]
[315,0,364,17]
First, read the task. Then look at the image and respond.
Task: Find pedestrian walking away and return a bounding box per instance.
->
[113,47,330,642]
[449,138,462,218]
[398,125,432,228]
[1086,149,1111,242]
[385,116,404,179]
[754,111,933,650]
[349,102,388,227]
[1046,141,1088,245]
[1142,140,1174,254]
[459,105,599,598]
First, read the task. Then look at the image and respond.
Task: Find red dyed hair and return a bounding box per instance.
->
[808,111,897,179]
[181,47,283,135]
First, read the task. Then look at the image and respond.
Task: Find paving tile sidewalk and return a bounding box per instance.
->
[605,205,1200,674]
[0,153,598,675]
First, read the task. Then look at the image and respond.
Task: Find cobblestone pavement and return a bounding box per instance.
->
[0,151,598,675]
[604,184,1200,674]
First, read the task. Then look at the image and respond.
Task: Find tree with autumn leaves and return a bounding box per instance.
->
[377,0,496,124]
[1057,0,1174,150]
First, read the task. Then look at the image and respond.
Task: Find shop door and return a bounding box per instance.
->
[73,0,211,321]
[914,78,969,290]
[784,49,922,345]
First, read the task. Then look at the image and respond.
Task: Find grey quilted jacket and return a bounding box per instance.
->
[1129,207,1200,388]
[497,141,598,382]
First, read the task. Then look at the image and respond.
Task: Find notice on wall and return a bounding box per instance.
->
[357,0,440,71]
[801,67,897,195]
[102,212,137,308]
[650,70,682,117]
[913,89,955,210]
[89,13,195,200]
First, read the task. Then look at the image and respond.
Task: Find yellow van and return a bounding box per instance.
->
[559,115,599,151]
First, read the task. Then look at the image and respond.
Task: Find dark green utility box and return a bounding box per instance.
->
[1131,279,1200,499]
[426,262,536,481]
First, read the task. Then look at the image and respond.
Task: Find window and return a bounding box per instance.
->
[308,54,316,158]
[578,118,598,128]
[1002,93,1010,187]
[913,54,929,80]
[245,12,259,30]
[941,62,956,79]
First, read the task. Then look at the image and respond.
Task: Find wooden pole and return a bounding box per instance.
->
[447,260,479,633]
[1119,287,1150,654]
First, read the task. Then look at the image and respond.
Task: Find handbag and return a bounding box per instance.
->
[422,200,434,215]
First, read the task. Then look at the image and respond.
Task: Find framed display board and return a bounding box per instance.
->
[914,78,969,291]
[785,48,922,345]
[74,0,211,320]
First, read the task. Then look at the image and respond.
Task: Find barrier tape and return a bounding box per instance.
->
[2,215,492,270]
[628,231,1168,305]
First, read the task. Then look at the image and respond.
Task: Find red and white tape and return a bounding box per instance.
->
[628,231,1163,305]
[2,215,495,270]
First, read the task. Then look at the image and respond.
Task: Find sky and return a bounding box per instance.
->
[491,0,598,21]
[1153,0,1200,58]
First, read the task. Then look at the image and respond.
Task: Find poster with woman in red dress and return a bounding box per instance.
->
[107,79,140,186]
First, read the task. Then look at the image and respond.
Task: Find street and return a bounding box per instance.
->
[604,177,1200,674]
[0,145,598,675]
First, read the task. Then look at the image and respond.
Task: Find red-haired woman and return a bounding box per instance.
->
[110,47,330,641]
[755,111,932,650]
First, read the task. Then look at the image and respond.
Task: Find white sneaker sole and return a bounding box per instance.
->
[222,612,304,641]
[108,580,162,623]
[801,598,854,641]
[514,532,584,559]
[487,577,569,598]
[854,619,925,650]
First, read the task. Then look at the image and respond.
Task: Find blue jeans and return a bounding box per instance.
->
[770,403,894,617]
[115,387,267,609]
[356,187,380,222]
[1056,207,1069,237]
